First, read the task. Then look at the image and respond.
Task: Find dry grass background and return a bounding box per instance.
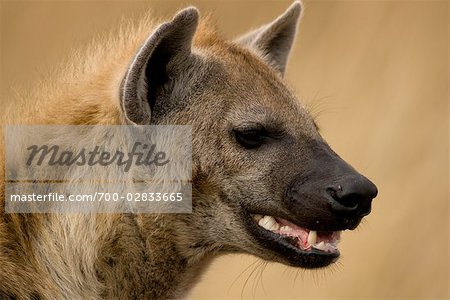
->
[0,0,448,299]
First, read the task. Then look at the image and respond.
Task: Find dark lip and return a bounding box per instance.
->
[243,210,340,268]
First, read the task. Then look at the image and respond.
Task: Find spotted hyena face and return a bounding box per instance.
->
[120,2,377,268]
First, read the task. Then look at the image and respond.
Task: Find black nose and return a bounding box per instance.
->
[327,176,378,217]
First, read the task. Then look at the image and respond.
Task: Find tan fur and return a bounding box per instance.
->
[0,16,224,299]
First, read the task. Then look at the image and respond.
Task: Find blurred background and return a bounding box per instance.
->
[1,0,448,299]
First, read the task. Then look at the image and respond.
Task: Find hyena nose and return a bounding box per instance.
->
[327,176,378,217]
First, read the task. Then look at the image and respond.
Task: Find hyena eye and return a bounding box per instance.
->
[233,128,268,149]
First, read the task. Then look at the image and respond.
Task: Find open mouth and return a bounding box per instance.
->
[252,214,341,253]
[246,213,342,268]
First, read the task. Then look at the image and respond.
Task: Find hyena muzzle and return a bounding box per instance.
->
[0,1,377,298]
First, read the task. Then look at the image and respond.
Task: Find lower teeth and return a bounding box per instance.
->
[312,241,337,252]
[253,214,339,252]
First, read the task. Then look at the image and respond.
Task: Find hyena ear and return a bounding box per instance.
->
[120,7,199,124]
[236,1,302,75]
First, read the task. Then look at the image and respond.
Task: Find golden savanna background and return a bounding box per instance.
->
[0,0,448,299]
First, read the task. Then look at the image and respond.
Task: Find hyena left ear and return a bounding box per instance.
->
[236,1,303,75]
[121,7,199,125]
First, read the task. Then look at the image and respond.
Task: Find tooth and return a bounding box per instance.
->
[313,241,325,250]
[258,216,271,230]
[252,214,263,222]
[307,230,317,246]
[280,226,291,231]
[258,216,278,231]
[327,243,337,251]
[270,222,280,231]
[322,242,336,252]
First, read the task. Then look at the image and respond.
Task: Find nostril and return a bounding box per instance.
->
[327,177,377,215]
[326,187,359,212]
[337,193,361,208]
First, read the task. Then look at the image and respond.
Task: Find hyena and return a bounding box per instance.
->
[0,2,377,299]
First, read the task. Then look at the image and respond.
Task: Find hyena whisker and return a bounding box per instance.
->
[251,260,267,299]
[241,259,263,300]
[258,261,268,296]
[228,258,260,295]
[293,268,301,287]
[305,93,339,121]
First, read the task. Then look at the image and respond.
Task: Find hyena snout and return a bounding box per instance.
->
[326,173,378,219]
[286,152,378,230]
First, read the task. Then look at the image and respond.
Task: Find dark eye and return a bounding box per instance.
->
[233,128,267,149]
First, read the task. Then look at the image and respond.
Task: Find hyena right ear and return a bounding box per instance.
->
[236,1,302,75]
[120,7,199,125]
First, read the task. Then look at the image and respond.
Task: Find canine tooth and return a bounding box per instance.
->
[307,230,317,246]
[258,216,278,231]
[313,241,326,250]
[252,214,263,222]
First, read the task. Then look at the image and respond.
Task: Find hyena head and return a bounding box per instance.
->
[121,2,377,268]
